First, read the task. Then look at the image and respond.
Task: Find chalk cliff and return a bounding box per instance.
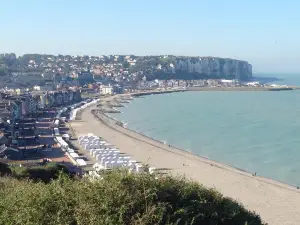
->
[174,57,252,80]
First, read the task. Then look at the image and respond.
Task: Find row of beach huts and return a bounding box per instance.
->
[53,99,101,167]
[52,98,155,177]
[78,134,155,174]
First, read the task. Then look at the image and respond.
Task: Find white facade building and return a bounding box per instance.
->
[33,85,41,91]
[221,79,237,85]
[100,85,113,95]
[246,82,260,86]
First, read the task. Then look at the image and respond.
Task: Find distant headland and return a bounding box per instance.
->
[0,53,252,91]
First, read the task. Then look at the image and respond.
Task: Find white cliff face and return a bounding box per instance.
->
[169,63,176,74]
[175,57,252,80]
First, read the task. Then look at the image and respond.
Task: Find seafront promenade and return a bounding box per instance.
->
[188,86,300,91]
[70,93,300,225]
[124,86,300,94]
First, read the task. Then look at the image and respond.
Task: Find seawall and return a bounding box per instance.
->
[131,89,187,97]
[187,86,300,91]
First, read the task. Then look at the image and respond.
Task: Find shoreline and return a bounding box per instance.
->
[104,111,300,189]
[187,86,299,91]
[71,93,300,225]
[115,86,300,95]
[97,104,299,191]
[98,92,299,188]
[96,86,300,114]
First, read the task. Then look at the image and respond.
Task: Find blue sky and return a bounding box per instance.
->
[1,0,300,73]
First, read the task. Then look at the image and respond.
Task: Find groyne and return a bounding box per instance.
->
[131,89,187,97]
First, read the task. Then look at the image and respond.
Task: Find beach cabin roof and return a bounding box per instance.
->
[76,158,87,166]
[70,152,79,158]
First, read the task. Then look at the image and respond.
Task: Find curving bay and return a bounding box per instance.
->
[111,89,300,186]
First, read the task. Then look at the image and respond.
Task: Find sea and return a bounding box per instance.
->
[109,73,300,186]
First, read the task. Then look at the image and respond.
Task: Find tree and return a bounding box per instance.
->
[0,161,11,176]
[122,61,130,69]
[0,68,8,76]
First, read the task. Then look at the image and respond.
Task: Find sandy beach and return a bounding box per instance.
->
[70,94,300,225]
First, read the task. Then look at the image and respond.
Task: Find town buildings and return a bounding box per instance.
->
[0,89,82,159]
[1,53,252,92]
[2,90,81,119]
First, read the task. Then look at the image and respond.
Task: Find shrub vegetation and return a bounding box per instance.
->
[0,162,265,225]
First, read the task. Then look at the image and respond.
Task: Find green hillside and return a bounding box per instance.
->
[0,162,265,225]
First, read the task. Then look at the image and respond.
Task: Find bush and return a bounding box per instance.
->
[0,170,265,225]
[0,161,11,176]
[10,162,69,183]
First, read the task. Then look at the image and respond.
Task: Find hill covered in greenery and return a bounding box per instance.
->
[0,162,265,225]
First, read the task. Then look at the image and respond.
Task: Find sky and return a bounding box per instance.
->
[1,0,300,73]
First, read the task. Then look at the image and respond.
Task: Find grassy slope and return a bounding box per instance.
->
[0,166,265,225]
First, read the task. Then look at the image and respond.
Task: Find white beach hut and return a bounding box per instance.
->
[76,159,87,166]
[70,152,79,158]
[100,156,111,165]
[135,164,144,173]
[68,149,75,153]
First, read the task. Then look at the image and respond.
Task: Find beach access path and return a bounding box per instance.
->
[70,94,300,225]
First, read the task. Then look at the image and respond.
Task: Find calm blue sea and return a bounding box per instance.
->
[110,74,300,186]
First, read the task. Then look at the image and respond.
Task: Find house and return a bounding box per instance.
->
[207,79,219,87]
[246,82,260,87]
[78,71,94,85]
[11,100,22,120]
[100,85,113,95]
[15,88,21,95]
[113,85,124,94]
[0,135,8,156]
[0,133,8,146]
[33,85,41,91]
[221,79,236,86]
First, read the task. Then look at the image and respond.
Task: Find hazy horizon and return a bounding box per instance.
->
[1,0,300,73]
